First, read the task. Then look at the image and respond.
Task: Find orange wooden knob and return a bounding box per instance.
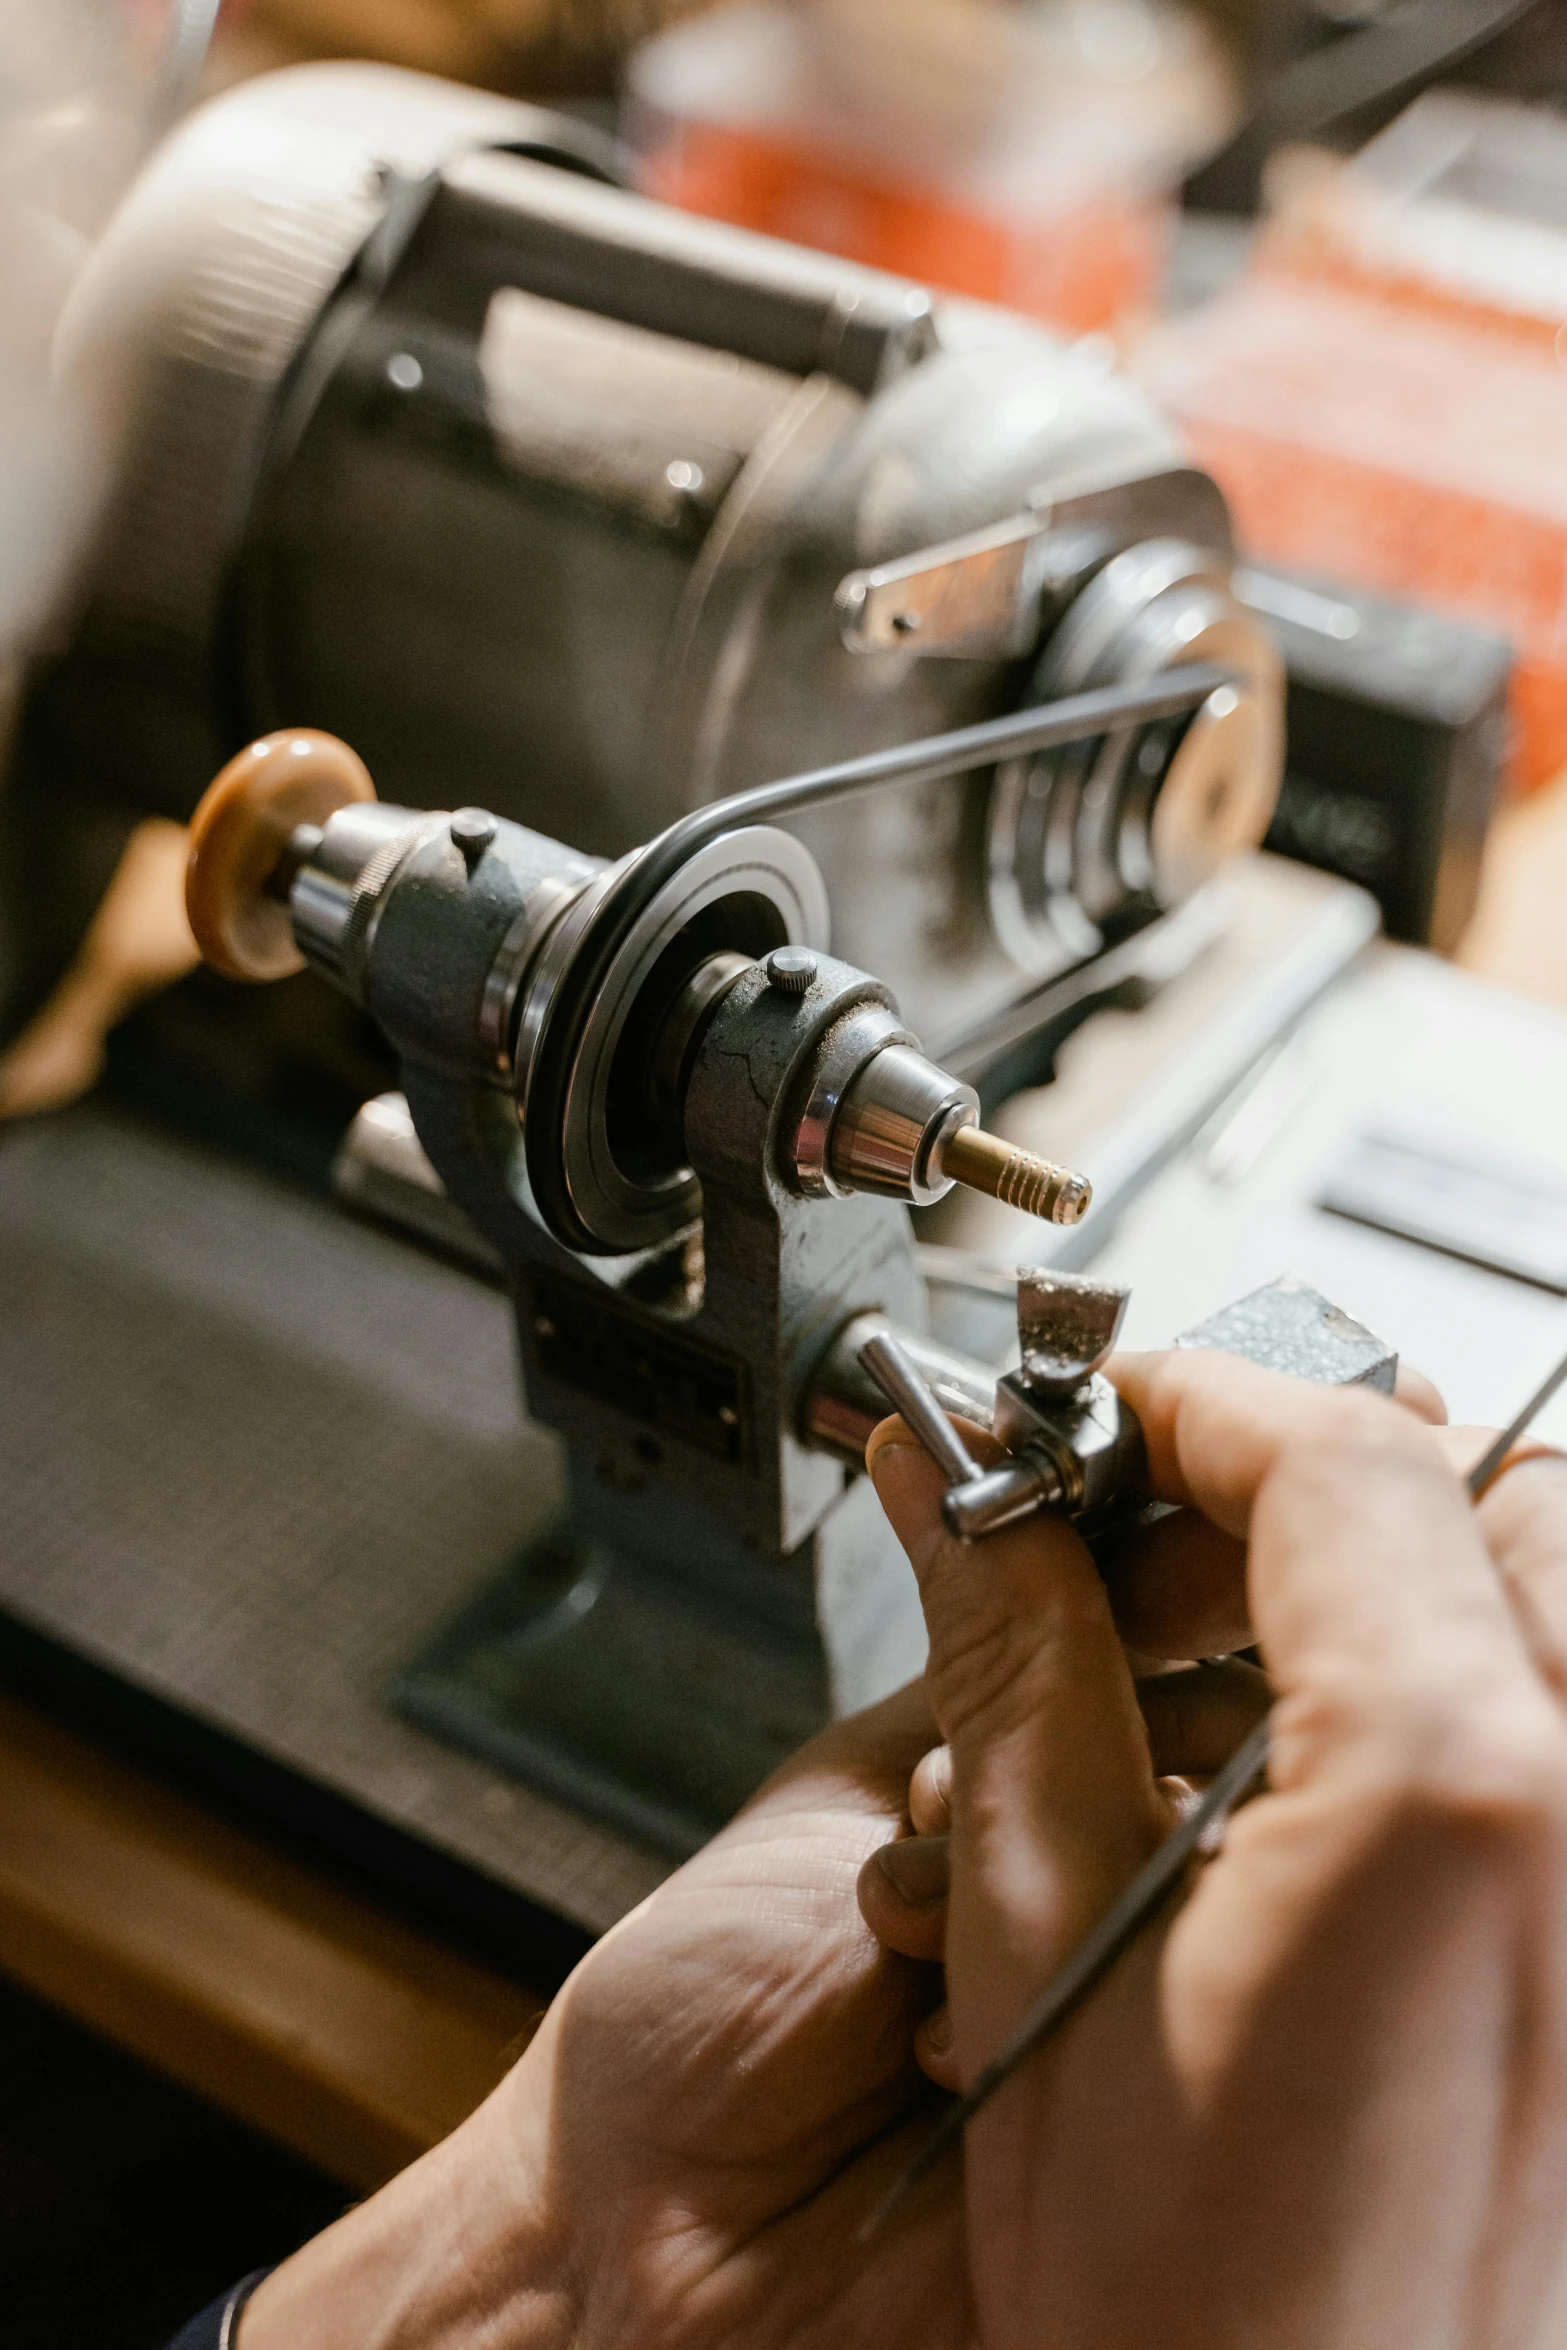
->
[186,730,376,982]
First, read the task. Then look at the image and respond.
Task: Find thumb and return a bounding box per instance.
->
[868,1415,1167,2054]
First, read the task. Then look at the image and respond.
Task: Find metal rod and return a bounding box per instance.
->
[1466,1349,1567,1500]
[943,1457,1060,1542]
[803,1313,998,1466]
[858,1330,985,1491]
[861,1339,1567,2240]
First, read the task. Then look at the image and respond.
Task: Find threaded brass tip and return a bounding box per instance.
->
[941,1126,1092,1226]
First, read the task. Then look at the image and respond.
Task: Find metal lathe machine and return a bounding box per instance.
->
[0,62,1440,1938]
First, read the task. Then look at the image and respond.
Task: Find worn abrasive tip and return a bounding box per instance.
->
[941,1126,1092,1226]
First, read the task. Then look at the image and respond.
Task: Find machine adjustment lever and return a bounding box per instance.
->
[855,1329,987,1491]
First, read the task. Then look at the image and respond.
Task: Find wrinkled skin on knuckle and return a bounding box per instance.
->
[1261,1408,1422,1528]
[923,1601,1047,1748]
[1280,1383,1410,1462]
[1129,1352,1398,1538]
[1275,1672,1567,1883]
[1252,1414,1543,1832]
[923,1568,1111,1750]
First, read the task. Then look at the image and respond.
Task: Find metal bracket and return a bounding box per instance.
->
[835,509,1057,660]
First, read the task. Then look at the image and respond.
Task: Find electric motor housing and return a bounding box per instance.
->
[4,60,1279,1129]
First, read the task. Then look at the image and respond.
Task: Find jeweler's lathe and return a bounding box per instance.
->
[183,727,1098,1855]
[183,723,1393,1859]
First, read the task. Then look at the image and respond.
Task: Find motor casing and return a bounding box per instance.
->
[5,60,1276,1130]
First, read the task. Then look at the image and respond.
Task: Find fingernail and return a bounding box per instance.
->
[866,1430,923,1468]
[876,1835,949,1906]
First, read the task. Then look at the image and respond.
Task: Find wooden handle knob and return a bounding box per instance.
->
[186,730,375,982]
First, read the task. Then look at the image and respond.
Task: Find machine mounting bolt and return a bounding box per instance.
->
[763,946,817,995]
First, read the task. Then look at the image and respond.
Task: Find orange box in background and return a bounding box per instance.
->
[1255,92,1567,363]
[1141,278,1567,790]
[627,0,1232,344]
[639,116,1169,338]
[1140,92,1567,792]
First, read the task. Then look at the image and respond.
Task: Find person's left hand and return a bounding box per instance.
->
[240,1682,974,2350]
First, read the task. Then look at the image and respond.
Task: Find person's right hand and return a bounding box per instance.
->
[863,1351,1567,2350]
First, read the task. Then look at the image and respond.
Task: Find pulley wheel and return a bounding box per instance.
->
[988,540,1282,973]
[186,730,376,981]
[516,823,831,1254]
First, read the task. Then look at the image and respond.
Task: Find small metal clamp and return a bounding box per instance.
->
[859,1270,1137,1541]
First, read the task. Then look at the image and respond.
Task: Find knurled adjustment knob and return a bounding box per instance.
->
[186,730,376,982]
[763,945,818,996]
[449,806,497,865]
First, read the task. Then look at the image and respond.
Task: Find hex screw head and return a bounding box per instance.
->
[450,806,497,865]
[763,945,818,996]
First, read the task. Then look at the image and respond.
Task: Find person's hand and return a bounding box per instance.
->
[863,1352,1567,2350]
[241,1682,974,2350]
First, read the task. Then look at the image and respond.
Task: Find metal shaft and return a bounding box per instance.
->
[1466,1349,1567,1499]
[804,1312,996,1465]
[940,1126,1092,1226]
[943,1456,1061,1540]
[857,1322,1062,1538]
[857,1330,985,1489]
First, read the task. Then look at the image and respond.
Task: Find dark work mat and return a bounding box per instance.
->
[0,1104,670,1936]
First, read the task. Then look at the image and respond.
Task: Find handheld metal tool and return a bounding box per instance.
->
[863,1271,1142,1543]
[861,1268,1400,1549]
[859,1325,1567,2235]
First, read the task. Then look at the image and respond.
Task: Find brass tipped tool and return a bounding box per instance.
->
[941,1126,1091,1226]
